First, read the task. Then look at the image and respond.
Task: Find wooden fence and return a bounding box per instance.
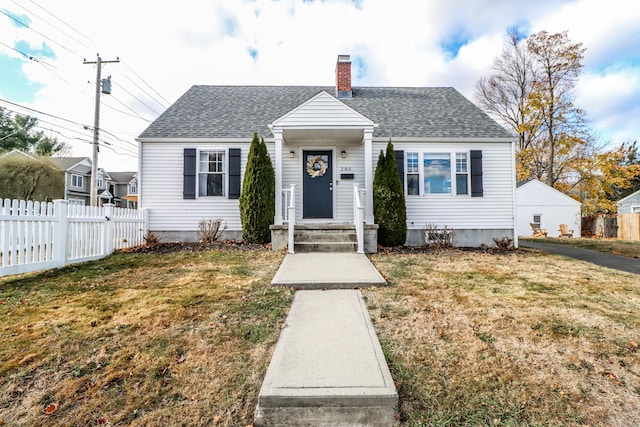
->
[1,198,148,277]
[618,213,640,241]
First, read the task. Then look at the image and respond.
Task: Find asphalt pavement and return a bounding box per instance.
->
[519,240,640,275]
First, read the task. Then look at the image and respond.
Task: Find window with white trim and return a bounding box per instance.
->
[455,153,468,195]
[406,152,420,195]
[71,174,83,188]
[405,152,470,196]
[199,150,226,197]
[129,180,137,194]
[97,175,104,188]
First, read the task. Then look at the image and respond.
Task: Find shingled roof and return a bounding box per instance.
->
[138,85,513,140]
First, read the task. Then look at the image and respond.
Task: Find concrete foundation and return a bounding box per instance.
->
[405,228,515,247]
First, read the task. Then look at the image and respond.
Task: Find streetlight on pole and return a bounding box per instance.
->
[83,53,119,206]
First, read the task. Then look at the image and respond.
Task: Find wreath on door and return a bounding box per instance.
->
[306,156,327,178]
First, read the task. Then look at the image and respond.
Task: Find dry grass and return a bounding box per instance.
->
[3,245,639,426]
[0,247,291,426]
[366,249,640,426]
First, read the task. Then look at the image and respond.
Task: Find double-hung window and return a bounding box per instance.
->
[199,150,226,197]
[71,174,83,188]
[455,153,468,195]
[406,153,420,195]
[406,152,470,196]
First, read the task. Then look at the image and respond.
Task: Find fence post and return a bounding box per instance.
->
[104,203,115,255]
[53,199,68,268]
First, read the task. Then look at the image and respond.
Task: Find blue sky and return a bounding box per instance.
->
[1,0,639,171]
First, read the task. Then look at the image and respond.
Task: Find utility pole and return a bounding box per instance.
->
[83,53,119,206]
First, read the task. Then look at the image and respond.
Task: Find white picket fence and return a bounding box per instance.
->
[0,198,148,277]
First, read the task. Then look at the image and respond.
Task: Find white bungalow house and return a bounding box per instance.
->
[136,55,517,252]
[516,179,581,238]
[617,189,640,214]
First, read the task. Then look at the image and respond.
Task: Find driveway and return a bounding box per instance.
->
[519,241,640,275]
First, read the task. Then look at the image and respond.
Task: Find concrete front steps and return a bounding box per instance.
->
[270,223,379,253]
[293,224,357,253]
[254,290,398,426]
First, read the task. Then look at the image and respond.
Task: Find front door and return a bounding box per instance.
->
[302,150,333,219]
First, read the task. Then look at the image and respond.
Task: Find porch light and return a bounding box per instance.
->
[289,150,295,158]
[340,150,347,158]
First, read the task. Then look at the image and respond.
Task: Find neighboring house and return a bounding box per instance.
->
[49,157,93,205]
[617,189,640,214]
[137,55,516,249]
[108,172,138,209]
[516,179,581,238]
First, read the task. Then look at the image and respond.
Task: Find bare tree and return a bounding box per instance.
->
[475,27,541,152]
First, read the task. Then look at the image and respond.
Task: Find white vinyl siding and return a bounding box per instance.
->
[273,91,374,128]
[140,142,257,232]
[375,141,515,230]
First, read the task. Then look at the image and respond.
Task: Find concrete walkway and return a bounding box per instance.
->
[271,253,387,288]
[254,289,398,426]
[520,241,640,275]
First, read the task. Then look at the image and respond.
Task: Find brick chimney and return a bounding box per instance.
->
[335,54,352,99]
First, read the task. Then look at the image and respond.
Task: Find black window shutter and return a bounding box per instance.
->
[470,150,483,197]
[228,148,241,199]
[183,148,196,199]
[394,150,404,188]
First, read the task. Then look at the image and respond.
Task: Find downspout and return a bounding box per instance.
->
[511,139,519,248]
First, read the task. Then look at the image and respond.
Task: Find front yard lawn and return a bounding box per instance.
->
[1,245,639,426]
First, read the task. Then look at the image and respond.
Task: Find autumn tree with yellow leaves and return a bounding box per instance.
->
[476,29,640,213]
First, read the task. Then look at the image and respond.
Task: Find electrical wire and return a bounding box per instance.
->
[27,0,98,47]
[122,61,172,106]
[1,101,139,156]
[10,0,93,51]
[112,81,163,116]
[0,9,81,59]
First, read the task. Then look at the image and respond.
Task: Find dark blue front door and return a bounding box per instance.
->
[302,150,333,219]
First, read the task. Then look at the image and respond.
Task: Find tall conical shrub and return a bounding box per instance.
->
[373,140,407,246]
[239,132,275,243]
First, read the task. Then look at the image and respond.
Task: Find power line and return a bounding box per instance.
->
[27,0,98,47]
[0,97,88,128]
[113,81,163,116]
[0,99,139,154]
[122,61,171,106]
[107,95,153,123]
[120,71,169,110]
[9,0,92,51]
[0,39,34,60]
[0,9,81,59]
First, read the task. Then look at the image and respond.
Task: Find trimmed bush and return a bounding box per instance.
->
[373,140,407,246]
[239,132,275,243]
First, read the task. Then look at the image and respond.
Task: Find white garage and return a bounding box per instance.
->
[516,179,581,238]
